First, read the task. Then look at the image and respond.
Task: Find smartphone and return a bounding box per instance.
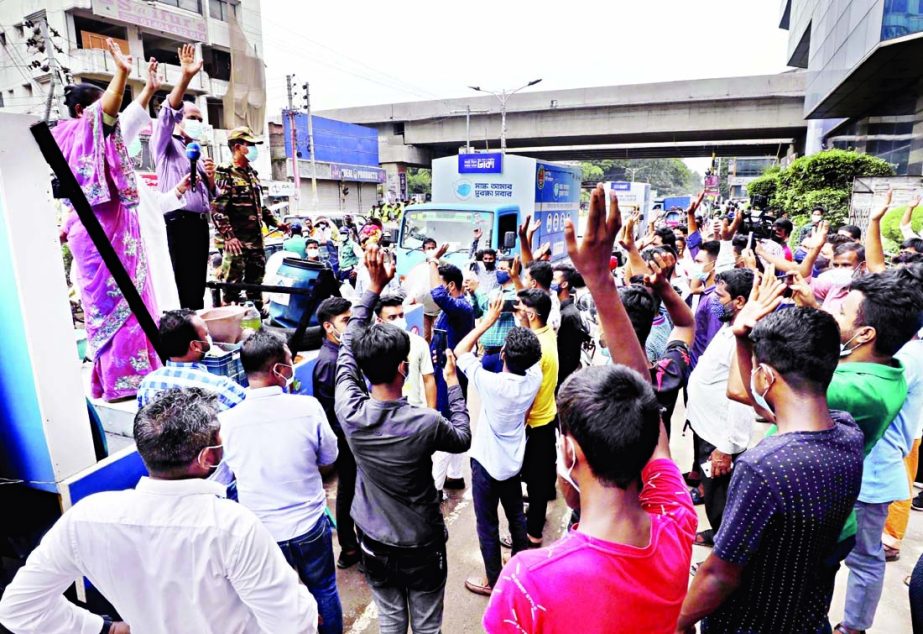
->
[782,271,798,299]
[433,328,448,367]
[700,461,712,479]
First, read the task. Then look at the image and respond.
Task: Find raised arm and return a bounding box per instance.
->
[686,191,705,234]
[455,295,503,356]
[645,254,694,346]
[101,38,131,118]
[517,215,540,266]
[866,190,892,274]
[618,211,646,282]
[135,57,161,110]
[167,43,203,110]
[565,185,649,377]
[901,195,920,239]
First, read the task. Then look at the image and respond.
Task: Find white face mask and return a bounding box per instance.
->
[328,325,343,344]
[273,363,295,390]
[183,119,204,140]
[555,430,581,493]
[197,443,223,472]
[750,365,774,412]
[391,316,407,330]
[840,331,864,358]
[306,248,320,258]
[690,263,710,282]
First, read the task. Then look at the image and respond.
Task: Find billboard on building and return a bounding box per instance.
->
[283,113,379,168]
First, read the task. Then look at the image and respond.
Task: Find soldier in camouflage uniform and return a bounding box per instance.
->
[210,127,287,308]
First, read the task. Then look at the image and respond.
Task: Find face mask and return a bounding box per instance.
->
[599,346,611,360]
[840,331,864,358]
[711,299,733,322]
[273,363,295,390]
[812,215,823,225]
[306,248,320,258]
[183,119,204,140]
[496,271,511,285]
[398,361,408,380]
[555,431,581,494]
[195,335,213,358]
[825,267,856,286]
[127,137,143,158]
[424,248,435,258]
[197,443,223,472]
[750,365,774,412]
[550,282,561,293]
[391,317,407,330]
[690,263,710,282]
[483,261,496,271]
[245,145,259,163]
[327,325,343,344]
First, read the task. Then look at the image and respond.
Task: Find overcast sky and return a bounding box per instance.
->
[260,0,792,172]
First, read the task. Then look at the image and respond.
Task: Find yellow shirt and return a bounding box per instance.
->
[527,326,559,428]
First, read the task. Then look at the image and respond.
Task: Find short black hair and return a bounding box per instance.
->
[701,240,720,260]
[518,288,552,324]
[812,206,826,214]
[241,328,288,374]
[675,224,688,236]
[558,365,661,489]
[901,237,923,254]
[553,263,584,289]
[839,224,861,240]
[894,251,923,266]
[374,293,404,316]
[731,234,749,255]
[751,307,841,394]
[773,218,793,235]
[353,323,410,384]
[438,263,463,290]
[826,233,853,247]
[654,227,677,252]
[618,285,657,345]
[482,248,497,258]
[159,309,200,357]
[422,238,437,249]
[834,241,865,262]
[716,268,755,302]
[503,327,542,375]
[305,238,319,247]
[849,265,923,357]
[527,261,553,290]
[316,296,351,327]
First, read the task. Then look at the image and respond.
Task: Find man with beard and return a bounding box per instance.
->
[772,218,794,261]
[685,269,756,548]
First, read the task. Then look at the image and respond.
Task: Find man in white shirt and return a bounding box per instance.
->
[453,296,543,596]
[686,268,756,548]
[221,329,341,633]
[375,294,437,408]
[0,387,317,634]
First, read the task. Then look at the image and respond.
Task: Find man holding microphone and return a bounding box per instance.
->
[151,43,216,310]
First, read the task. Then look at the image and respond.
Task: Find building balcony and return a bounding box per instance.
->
[67,48,211,93]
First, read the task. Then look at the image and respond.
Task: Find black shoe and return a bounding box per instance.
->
[500,535,541,549]
[912,491,923,512]
[444,477,466,490]
[337,549,360,569]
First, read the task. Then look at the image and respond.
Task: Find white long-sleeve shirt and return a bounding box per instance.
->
[0,477,317,634]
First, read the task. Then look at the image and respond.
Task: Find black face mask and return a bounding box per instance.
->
[483,261,496,271]
[770,233,784,244]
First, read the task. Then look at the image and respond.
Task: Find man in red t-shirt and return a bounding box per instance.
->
[483,184,697,633]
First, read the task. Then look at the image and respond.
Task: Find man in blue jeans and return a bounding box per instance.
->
[454,295,543,595]
[221,329,342,633]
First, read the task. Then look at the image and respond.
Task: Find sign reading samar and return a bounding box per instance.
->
[458,153,503,174]
[93,0,208,42]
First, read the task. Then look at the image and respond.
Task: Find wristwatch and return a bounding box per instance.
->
[100,616,113,634]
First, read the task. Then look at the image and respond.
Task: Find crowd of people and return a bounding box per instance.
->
[3,36,923,634]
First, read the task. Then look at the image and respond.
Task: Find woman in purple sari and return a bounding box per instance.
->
[56,39,160,401]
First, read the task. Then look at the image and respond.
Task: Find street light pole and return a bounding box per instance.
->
[468,78,542,153]
[450,105,489,153]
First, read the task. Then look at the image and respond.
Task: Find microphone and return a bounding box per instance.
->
[186,142,201,189]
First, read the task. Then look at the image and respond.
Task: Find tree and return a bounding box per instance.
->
[406,167,431,196]
[747,149,894,228]
[580,158,700,196]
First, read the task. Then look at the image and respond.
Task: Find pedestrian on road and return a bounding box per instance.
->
[335,247,471,633]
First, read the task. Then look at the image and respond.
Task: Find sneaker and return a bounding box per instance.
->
[913,491,923,512]
[464,576,493,596]
[336,549,361,569]
[500,535,542,549]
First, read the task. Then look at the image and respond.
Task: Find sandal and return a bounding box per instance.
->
[464,576,493,596]
[694,530,714,547]
[883,544,900,562]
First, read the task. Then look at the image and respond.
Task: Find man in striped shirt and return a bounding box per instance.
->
[137,309,246,410]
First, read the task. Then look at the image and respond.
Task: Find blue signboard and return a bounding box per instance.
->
[458,152,503,174]
[611,181,632,191]
[533,161,581,260]
[282,112,380,168]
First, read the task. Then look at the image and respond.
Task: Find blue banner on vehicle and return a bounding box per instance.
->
[458,153,503,174]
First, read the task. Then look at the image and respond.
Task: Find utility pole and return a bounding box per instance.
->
[450,105,488,153]
[468,79,542,153]
[285,74,301,211]
[303,82,319,211]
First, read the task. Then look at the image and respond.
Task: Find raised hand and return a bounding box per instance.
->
[643,253,671,292]
[518,215,541,244]
[688,191,705,214]
[443,349,458,384]
[434,242,449,260]
[740,248,757,271]
[908,194,921,211]
[511,255,522,278]
[106,38,132,74]
[145,58,161,92]
[565,184,621,284]
[473,227,483,240]
[364,245,395,294]
[178,43,203,78]
[731,265,785,338]
[869,189,892,223]
[802,220,830,251]
[484,293,504,325]
[789,272,818,309]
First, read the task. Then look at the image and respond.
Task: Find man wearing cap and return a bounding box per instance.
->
[211,127,288,308]
[150,43,216,310]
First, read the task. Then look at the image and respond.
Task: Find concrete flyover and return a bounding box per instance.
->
[317,72,809,165]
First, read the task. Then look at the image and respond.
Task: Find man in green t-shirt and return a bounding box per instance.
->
[828,266,923,634]
[282,223,307,259]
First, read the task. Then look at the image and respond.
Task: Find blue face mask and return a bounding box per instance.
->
[750,365,774,412]
[550,282,561,293]
[710,299,732,322]
[496,271,511,285]
[245,145,259,163]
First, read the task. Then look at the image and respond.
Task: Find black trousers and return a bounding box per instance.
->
[165,211,209,310]
[522,420,558,540]
[695,433,742,537]
[334,428,358,552]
